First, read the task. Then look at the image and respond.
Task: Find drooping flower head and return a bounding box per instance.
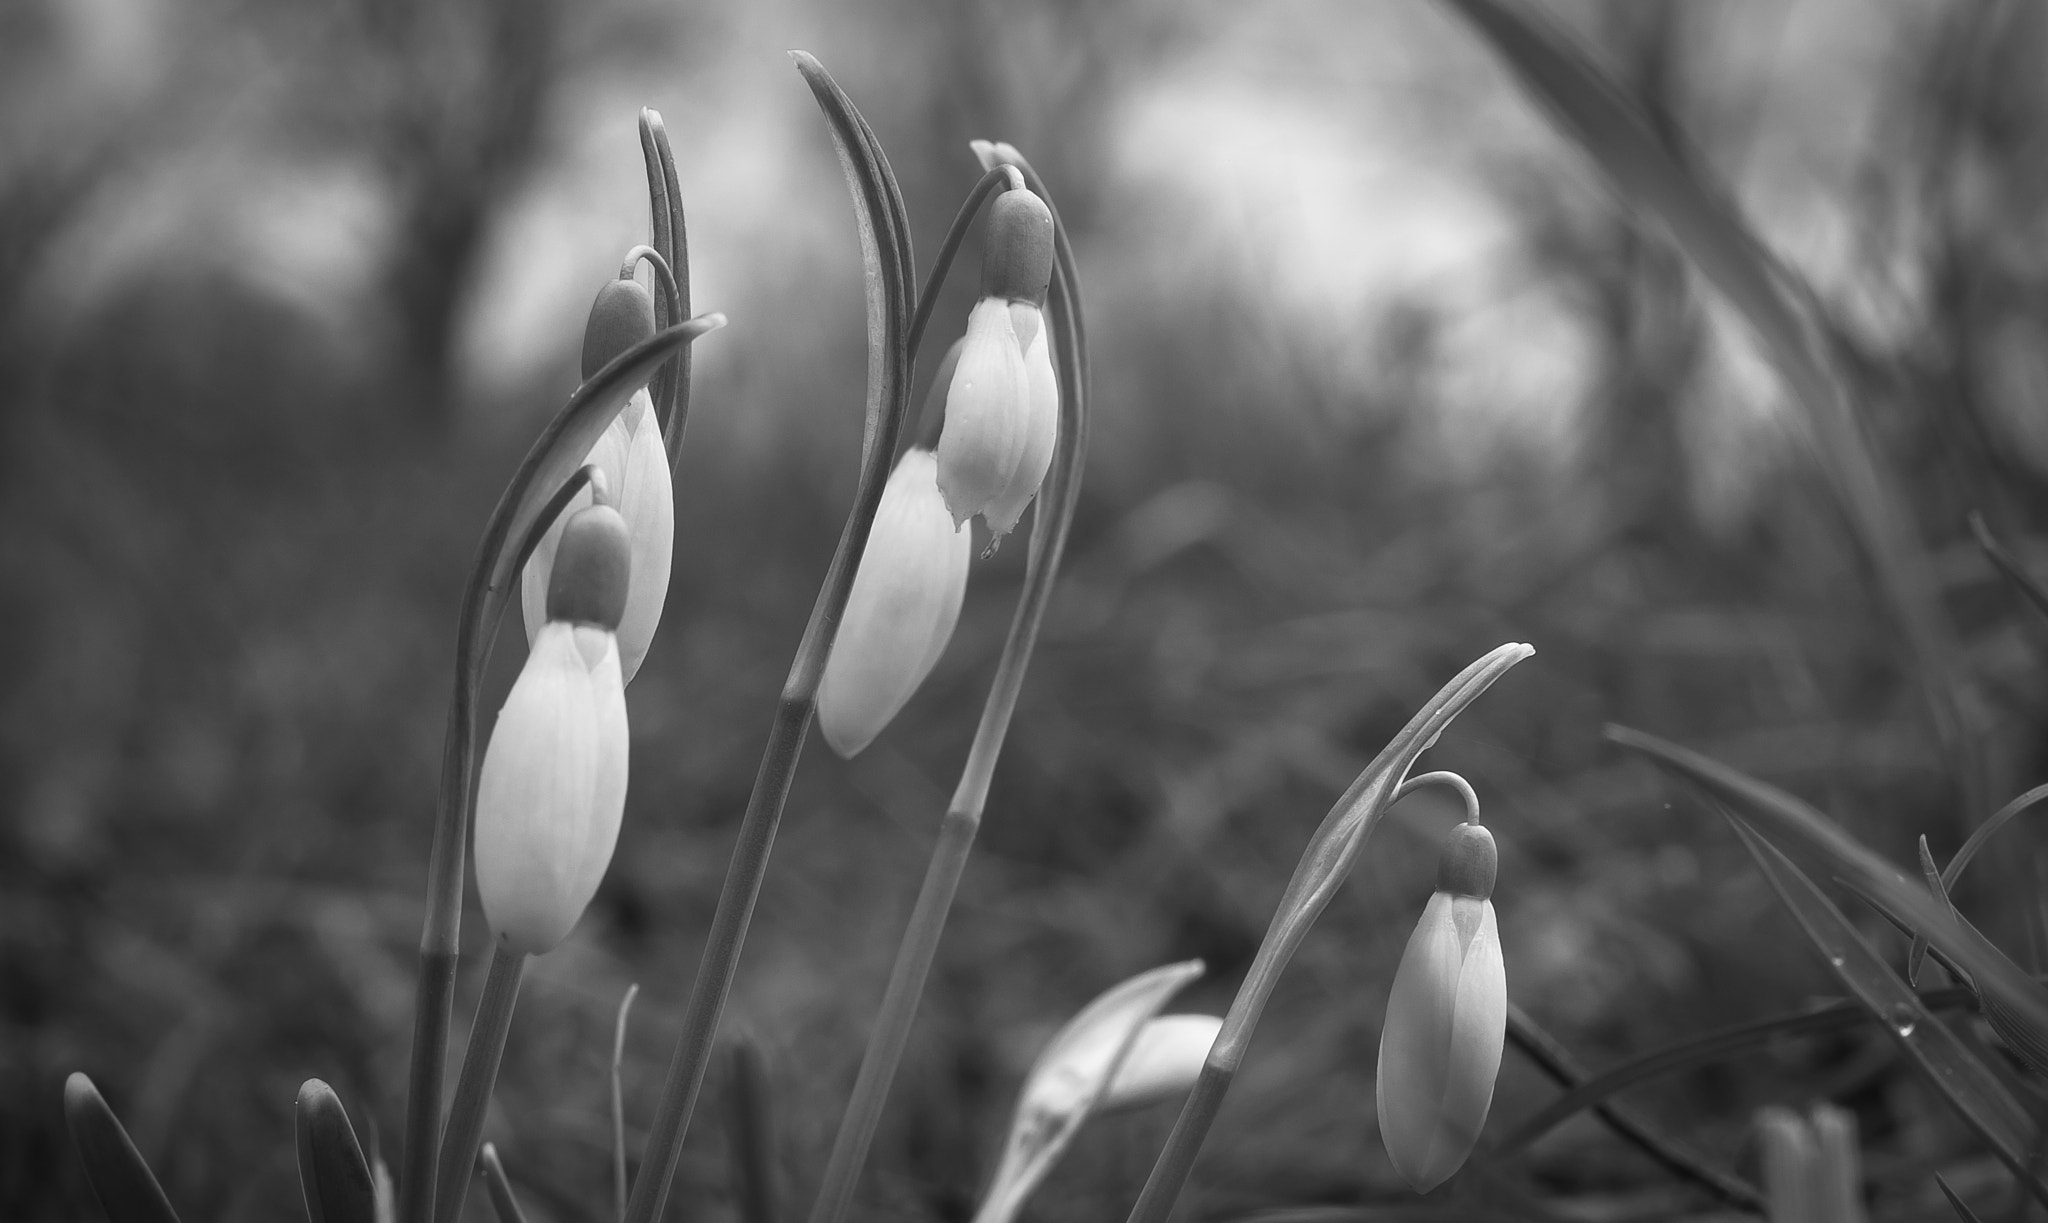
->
[521,275,676,684]
[1376,820,1506,1193]
[817,447,971,757]
[478,496,634,956]
[935,186,1058,540]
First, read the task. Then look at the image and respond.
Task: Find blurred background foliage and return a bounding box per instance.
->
[5,0,2048,1218]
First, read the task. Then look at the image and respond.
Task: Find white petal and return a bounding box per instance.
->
[1101,1014,1219,1111]
[474,623,630,955]
[610,397,674,683]
[521,390,673,685]
[1429,900,1504,1178]
[817,450,970,757]
[982,305,1059,537]
[935,298,1031,526]
[1377,892,1463,1192]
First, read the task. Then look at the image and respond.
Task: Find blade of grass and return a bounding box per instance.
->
[1606,725,2048,1045]
[619,53,913,1223]
[1724,817,2047,1208]
[611,983,639,1222]
[1494,984,1984,1156]
[1937,1172,1987,1223]
[478,1145,529,1223]
[1443,0,1975,820]
[805,139,1090,1223]
[401,316,722,1223]
[1503,1003,1761,1211]
[1970,512,2048,630]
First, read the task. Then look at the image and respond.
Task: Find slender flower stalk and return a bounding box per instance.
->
[398,313,717,1223]
[433,947,526,1223]
[1124,643,1534,1223]
[619,53,915,1223]
[807,140,1090,1223]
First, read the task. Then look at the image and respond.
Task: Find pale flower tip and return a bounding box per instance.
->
[816,450,970,758]
[475,623,630,956]
[1376,888,1506,1195]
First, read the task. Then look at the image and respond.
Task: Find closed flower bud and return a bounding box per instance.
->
[474,619,630,955]
[545,502,631,631]
[1100,1014,1220,1112]
[1377,822,1506,1193]
[818,448,970,757]
[521,388,674,684]
[581,277,656,380]
[935,297,1058,537]
[980,187,1054,306]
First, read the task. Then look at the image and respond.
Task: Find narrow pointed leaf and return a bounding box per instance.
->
[297,1080,376,1223]
[1970,512,2048,629]
[478,1145,529,1223]
[1936,1172,1986,1223]
[1495,982,1985,1157]
[621,56,911,1223]
[977,961,1205,1223]
[1607,725,2048,1048]
[1725,818,2046,1207]
[63,1073,180,1223]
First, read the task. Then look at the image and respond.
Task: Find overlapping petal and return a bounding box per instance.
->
[474,621,631,955]
[818,449,971,757]
[521,389,674,683]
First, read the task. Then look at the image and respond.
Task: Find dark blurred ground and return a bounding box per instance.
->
[6,1,2048,1220]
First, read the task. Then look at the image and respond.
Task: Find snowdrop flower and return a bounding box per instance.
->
[817,448,970,757]
[477,500,633,956]
[1376,820,1506,1193]
[935,187,1058,540]
[522,277,674,684]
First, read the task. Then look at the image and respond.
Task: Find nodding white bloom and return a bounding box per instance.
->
[1100,1013,1220,1111]
[522,278,674,685]
[478,504,633,956]
[1377,821,1506,1194]
[817,448,970,757]
[936,187,1058,539]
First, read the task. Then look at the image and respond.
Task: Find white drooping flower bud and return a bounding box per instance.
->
[1099,1013,1220,1111]
[478,505,633,956]
[935,187,1059,540]
[522,278,675,684]
[817,448,971,757]
[1376,821,1506,1194]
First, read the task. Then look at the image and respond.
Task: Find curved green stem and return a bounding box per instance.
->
[805,144,1089,1223]
[619,54,913,1223]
